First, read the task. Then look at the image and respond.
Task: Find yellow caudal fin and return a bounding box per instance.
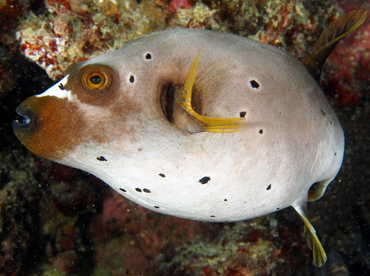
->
[292,201,327,267]
[178,54,246,133]
[299,10,367,82]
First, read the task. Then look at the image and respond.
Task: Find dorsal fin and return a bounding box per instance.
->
[299,10,367,82]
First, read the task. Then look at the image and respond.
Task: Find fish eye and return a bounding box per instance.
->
[84,71,109,90]
[90,75,102,86]
[78,64,115,99]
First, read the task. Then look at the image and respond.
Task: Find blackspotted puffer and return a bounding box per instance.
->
[13,11,367,266]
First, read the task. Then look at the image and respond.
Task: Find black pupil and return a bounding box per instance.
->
[90,75,102,85]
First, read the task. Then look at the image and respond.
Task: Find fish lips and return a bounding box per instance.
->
[12,106,35,133]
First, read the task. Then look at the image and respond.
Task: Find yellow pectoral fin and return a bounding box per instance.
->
[178,54,245,133]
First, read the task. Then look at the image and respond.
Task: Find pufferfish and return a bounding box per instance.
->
[13,11,367,266]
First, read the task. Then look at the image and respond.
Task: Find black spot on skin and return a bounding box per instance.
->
[276,207,280,210]
[58,83,65,90]
[334,152,337,155]
[224,199,227,201]
[143,188,151,193]
[154,206,160,209]
[321,109,326,116]
[250,80,260,89]
[258,129,263,134]
[240,111,246,118]
[159,173,165,178]
[210,215,215,217]
[330,121,333,125]
[145,53,152,60]
[129,75,135,83]
[135,188,142,192]
[119,188,126,192]
[266,184,272,190]
[199,176,211,184]
[97,156,107,161]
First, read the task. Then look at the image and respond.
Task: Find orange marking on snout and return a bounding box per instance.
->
[14,96,86,161]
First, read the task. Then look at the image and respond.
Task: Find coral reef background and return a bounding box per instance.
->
[0,0,369,275]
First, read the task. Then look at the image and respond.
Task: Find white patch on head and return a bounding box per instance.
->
[36,75,74,101]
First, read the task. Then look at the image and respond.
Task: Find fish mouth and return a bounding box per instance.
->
[12,106,34,132]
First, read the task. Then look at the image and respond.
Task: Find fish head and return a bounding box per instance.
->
[12,53,171,165]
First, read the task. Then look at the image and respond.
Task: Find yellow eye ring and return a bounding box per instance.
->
[79,65,114,97]
[84,71,109,90]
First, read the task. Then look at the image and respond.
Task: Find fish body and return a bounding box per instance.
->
[15,29,343,220]
[14,11,367,266]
